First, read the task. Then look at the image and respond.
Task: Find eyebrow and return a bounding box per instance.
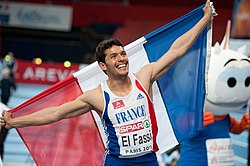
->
[224,59,237,66]
[108,52,117,56]
[241,58,250,63]
[108,50,126,56]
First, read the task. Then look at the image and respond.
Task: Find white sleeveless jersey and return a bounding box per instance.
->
[101,74,158,158]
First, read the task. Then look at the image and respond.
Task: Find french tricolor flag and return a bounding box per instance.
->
[11,4,211,166]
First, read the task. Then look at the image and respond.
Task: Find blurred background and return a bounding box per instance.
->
[0,0,249,165]
[0,0,239,65]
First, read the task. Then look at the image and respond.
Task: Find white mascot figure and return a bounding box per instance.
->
[178,20,250,166]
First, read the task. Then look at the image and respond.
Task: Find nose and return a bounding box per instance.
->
[117,54,125,61]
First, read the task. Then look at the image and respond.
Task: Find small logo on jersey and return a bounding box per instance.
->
[136,93,144,100]
[119,121,144,134]
[112,100,125,109]
[144,120,150,128]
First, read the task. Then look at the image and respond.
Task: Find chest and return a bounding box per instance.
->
[102,88,150,125]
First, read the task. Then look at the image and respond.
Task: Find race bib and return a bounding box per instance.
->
[206,138,235,166]
[118,119,153,157]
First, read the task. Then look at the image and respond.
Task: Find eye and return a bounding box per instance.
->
[121,51,127,56]
[110,55,116,59]
[245,77,250,87]
[227,77,237,88]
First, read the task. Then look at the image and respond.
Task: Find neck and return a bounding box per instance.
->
[107,75,131,96]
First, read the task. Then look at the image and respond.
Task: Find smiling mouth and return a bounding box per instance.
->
[116,64,127,69]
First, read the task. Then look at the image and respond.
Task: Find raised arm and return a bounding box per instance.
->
[0,88,102,129]
[136,0,213,84]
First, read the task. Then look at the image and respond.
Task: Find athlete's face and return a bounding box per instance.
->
[100,45,129,77]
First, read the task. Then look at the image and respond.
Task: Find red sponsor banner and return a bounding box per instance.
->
[15,59,80,85]
[119,121,144,134]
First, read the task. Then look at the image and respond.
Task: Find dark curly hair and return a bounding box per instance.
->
[95,38,124,63]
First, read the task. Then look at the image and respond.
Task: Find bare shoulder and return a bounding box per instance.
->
[83,85,102,96]
[135,63,155,89]
[136,63,154,79]
[78,85,104,113]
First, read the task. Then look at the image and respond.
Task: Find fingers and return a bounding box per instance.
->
[204,112,213,119]
[2,110,6,117]
[240,113,250,129]
[204,112,215,127]
[0,111,11,129]
[242,113,249,121]
[209,1,218,16]
[206,0,210,6]
[0,114,6,128]
[203,0,217,21]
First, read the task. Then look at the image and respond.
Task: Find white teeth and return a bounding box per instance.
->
[117,64,126,68]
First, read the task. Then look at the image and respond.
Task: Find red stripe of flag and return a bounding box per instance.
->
[12,75,105,165]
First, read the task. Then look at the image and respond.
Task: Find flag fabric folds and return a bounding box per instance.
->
[11,4,211,166]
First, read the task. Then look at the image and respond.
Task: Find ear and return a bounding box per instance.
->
[220,20,231,50]
[214,42,221,54]
[237,45,246,55]
[98,62,107,72]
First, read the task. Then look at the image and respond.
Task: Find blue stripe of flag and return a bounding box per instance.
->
[143,5,207,142]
